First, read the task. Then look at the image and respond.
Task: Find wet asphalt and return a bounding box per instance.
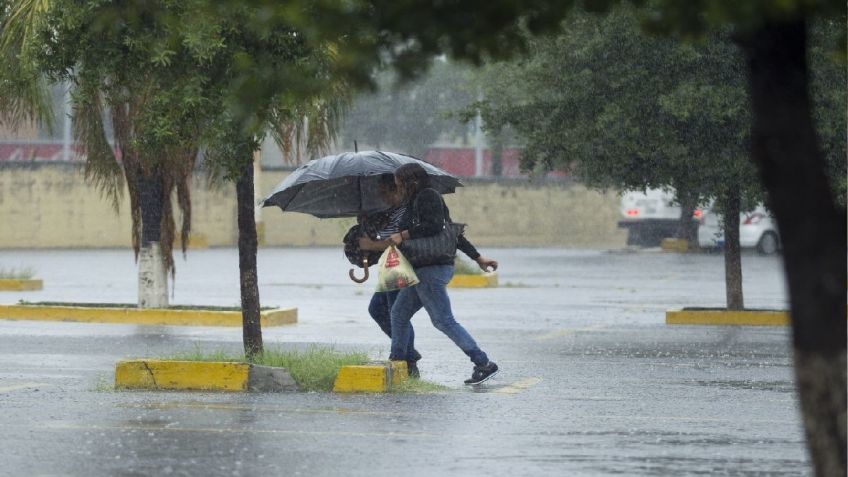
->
[0,247,805,476]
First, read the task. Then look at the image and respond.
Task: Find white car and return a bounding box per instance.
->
[618,188,701,247]
[697,206,780,255]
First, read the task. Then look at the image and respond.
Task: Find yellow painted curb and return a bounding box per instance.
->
[448,272,498,288]
[390,360,409,385]
[0,279,43,291]
[115,360,249,391]
[661,238,689,253]
[666,309,788,326]
[333,361,408,393]
[0,304,297,327]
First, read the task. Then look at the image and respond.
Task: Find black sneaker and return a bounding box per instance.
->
[464,361,498,385]
[406,361,420,379]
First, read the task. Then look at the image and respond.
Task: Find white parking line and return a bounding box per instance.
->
[492,377,542,394]
[535,324,610,341]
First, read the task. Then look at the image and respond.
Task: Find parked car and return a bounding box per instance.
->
[618,188,701,247]
[697,205,781,255]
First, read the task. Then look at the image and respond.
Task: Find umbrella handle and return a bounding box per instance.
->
[349,257,370,283]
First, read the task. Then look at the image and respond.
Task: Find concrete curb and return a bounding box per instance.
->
[660,239,690,253]
[666,309,788,326]
[448,272,498,288]
[0,304,297,327]
[114,360,298,392]
[0,279,43,291]
[332,360,409,393]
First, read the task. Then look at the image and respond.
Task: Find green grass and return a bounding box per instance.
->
[254,347,369,392]
[0,267,35,280]
[454,256,482,275]
[161,345,369,392]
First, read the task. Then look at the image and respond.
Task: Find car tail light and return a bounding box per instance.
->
[626,209,639,217]
[744,213,764,225]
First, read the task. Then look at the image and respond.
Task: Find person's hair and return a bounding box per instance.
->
[377,173,396,191]
[395,163,431,199]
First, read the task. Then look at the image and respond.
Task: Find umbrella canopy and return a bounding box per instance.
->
[261,151,462,218]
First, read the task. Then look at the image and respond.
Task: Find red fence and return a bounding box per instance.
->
[423,147,567,179]
[0,141,83,162]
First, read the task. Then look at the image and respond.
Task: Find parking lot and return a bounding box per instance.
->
[0,247,804,476]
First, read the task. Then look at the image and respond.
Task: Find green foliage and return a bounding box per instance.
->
[253,347,368,392]
[635,0,845,54]
[473,6,845,209]
[0,0,54,129]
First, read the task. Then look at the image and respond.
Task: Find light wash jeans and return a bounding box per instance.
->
[389,264,488,366]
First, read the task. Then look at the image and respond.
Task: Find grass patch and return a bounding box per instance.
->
[0,267,35,280]
[392,378,450,394]
[454,257,482,275]
[256,348,369,392]
[161,345,369,392]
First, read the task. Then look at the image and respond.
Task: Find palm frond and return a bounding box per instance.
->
[73,87,124,211]
[268,83,351,163]
[0,0,54,129]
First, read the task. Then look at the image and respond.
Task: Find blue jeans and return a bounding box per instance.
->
[389,264,488,366]
[369,290,421,361]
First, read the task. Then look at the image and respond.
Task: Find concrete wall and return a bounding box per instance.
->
[0,163,626,248]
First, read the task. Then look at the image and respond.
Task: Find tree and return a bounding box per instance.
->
[260,1,846,471]
[0,0,345,358]
[6,0,845,470]
[470,7,764,309]
[0,0,215,308]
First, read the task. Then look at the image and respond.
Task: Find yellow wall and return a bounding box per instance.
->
[0,164,626,248]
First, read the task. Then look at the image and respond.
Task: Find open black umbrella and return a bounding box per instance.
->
[261,151,462,218]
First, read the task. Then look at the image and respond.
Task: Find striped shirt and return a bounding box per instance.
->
[375,205,407,240]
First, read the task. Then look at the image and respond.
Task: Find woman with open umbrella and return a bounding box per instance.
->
[358,173,497,379]
[386,163,499,385]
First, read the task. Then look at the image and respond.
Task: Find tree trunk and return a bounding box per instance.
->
[675,189,699,243]
[741,20,846,476]
[138,173,168,308]
[722,189,743,310]
[490,128,504,177]
[236,152,263,359]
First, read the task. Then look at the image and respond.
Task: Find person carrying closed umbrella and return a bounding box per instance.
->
[386,163,499,385]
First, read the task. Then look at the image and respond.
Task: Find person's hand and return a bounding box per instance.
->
[475,256,498,272]
[388,232,403,245]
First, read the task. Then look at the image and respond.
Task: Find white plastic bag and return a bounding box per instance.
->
[375,245,419,292]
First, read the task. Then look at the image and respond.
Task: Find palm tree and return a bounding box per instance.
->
[0,0,348,339]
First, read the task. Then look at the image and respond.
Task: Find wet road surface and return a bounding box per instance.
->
[0,248,804,476]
